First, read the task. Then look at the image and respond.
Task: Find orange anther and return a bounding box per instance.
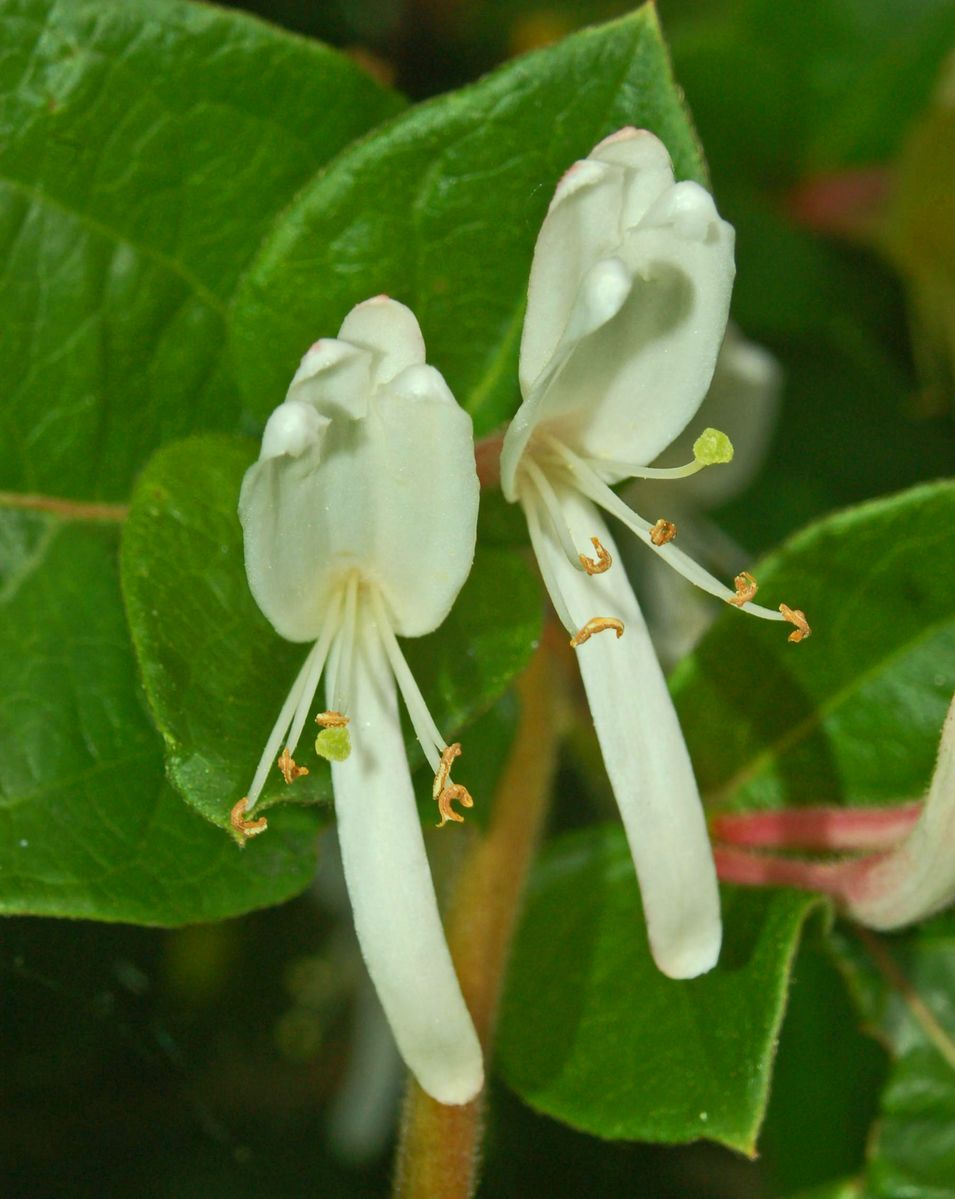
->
[727,571,758,607]
[277,746,309,784]
[230,797,268,843]
[649,518,677,546]
[779,603,812,644]
[579,536,612,575]
[569,617,625,648]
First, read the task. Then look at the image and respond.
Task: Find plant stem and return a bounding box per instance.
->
[0,491,128,522]
[392,644,559,1198]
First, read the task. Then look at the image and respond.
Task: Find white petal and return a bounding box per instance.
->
[363,366,479,637]
[287,339,373,419]
[240,319,478,643]
[845,695,955,929]
[259,399,330,462]
[337,295,427,386]
[533,184,735,472]
[331,622,483,1105]
[534,483,722,977]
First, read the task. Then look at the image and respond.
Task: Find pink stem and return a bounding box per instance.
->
[713,844,889,901]
[711,803,922,852]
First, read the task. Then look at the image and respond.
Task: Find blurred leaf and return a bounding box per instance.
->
[0,507,316,923]
[0,0,401,501]
[230,4,709,437]
[497,825,824,1151]
[121,436,541,829]
[831,915,955,1199]
[670,0,955,180]
[672,482,955,813]
[881,59,955,412]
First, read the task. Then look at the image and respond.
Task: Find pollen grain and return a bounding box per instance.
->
[779,604,812,643]
[570,616,625,648]
[231,797,268,843]
[277,746,309,784]
[727,571,758,607]
[316,710,350,728]
[437,783,474,828]
[649,518,677,546]
[579,536,613,575]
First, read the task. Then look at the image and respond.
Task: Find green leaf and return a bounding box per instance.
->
[672,481,955,813]
[830,916,955,1199]
[0,507,317,924]
[0,0,401,501]
[121,435,541,829]
[230,4,708,437]
[497,825,825,1152]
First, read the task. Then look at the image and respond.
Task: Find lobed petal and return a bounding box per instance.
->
[332,622,483,1105]
[536,484,722,977]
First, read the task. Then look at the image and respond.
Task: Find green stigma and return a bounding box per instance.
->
[315,726,352,762]
[693,427,734,466]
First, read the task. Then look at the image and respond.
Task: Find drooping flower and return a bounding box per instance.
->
[714,693,955,930]
[236,295,483,1105]
[501,128,809,980]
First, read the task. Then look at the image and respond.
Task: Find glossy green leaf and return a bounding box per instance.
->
[0,507,317,923]
[672,481,955,814]
[497,825,825,1151]
[0,0,401,501]
[121,436,541,829]
[230,4,708,437]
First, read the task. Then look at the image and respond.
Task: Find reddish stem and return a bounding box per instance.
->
[711,803,922,852]
[713,844,888,901]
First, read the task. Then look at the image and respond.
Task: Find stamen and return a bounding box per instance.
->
[277,746,309,784]
[520,481,579,635]
[727,571,758,607]
[316,710,350,728]
[548,427,734,481]
[550,441,792,627]
[436,783,474,828]
[570,616,625,648]
[579,536,612,575]
[432,742,462,800]
[779,604,812,643]
[649,518,677,546]
[370,589,444,772]
[231,797,268,843]
[523,457,586,570]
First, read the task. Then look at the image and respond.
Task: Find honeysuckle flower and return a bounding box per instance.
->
[501,128,809,980]
[714,693,955,930]
[236,295,483,1106]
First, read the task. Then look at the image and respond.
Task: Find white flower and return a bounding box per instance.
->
[501,129,808,980]
[237,295,483,1106]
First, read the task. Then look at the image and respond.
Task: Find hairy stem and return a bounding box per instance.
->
[0,491,128,522]
[392,645,560,1198]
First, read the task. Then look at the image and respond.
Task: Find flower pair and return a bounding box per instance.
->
[235,129,810,1106]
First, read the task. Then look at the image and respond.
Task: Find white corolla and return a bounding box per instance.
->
[237,295,483,1105]
[501,128,808,980]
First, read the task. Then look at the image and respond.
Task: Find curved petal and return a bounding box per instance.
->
[337,295,427,387]
[533,484,722,978]
[332,621,483,1105]
[519,129,676,395]
[844,695,955,929]
[365,364,479,637]
[240,305,478,643]
[528,182,735,473]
